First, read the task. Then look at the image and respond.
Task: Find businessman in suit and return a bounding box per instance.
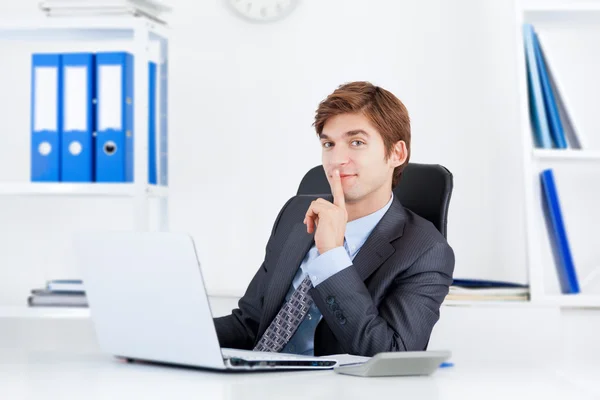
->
[214,81,455,357]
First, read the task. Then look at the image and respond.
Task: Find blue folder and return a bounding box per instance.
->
[523,24,553,149]
[61,53,96,182]
[159,57,168,186]
[31,53,62,182]
[94,52,133,183]
[540,169,580,294]
[533,31,567,149]
[148,61,157,185]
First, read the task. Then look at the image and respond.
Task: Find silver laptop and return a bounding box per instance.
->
[72,231,339,371]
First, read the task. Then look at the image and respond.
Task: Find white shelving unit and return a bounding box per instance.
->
[541,294,600,308]
[533,149,600,161]
[0,14,170,231]
[0,182,168,197]
[515,0,600,308]
[0,305,90,319]
[0,14,170,315]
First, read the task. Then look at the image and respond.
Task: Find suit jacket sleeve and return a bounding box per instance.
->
[212,197,294,350]
[309,241,454,357]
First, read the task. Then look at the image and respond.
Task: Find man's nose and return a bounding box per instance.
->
[328,146,349,167]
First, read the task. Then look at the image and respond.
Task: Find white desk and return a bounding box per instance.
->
[1,304,600,400]
[1,349,599,400]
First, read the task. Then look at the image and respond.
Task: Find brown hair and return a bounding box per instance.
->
[313,81,411,188]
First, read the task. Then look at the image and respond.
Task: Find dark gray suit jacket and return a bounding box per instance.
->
[214,194,455,357]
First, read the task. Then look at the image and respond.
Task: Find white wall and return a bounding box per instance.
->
[0,0,529,304]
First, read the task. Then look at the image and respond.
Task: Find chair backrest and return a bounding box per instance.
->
[296,163,453,238]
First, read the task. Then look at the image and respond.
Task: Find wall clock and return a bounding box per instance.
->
[225,0,300,23]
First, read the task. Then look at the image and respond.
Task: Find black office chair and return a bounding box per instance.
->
[296,163,453,238]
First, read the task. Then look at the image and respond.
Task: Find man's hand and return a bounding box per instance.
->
[303,169,348,255]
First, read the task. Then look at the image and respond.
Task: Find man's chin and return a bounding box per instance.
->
[342,190,362,204]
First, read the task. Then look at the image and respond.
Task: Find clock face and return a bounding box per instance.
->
[226,0,300,23]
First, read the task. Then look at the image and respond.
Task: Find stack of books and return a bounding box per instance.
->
[446,279,530,302]
[38,0,172,23]
[28,279,87,307]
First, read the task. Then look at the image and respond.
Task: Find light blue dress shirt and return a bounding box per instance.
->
[280,193,394,355]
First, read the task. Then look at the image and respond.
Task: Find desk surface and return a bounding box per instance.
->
[2,349,600,399]
[1,311,599,400]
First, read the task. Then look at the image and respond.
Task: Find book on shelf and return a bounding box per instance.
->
[452,278,528,289]
[37,0,172,22]
[28,289,87,307]
[46,279,84,292]
[523,23,585,150]
[447,279,530,302]
[28,279,87,308]
[446,287,529,302]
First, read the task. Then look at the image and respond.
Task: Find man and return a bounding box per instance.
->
[214,81,454,357]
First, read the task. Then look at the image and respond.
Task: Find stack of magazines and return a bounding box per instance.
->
[38,0,172,23]
[446,279,530,302]
[28,279,87,308]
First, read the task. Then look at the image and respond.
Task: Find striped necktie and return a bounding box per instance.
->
[253,275,314,352]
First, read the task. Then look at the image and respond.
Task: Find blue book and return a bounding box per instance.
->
[94,52,134,183]
[46,279,84,292]
[523,24,553,149]
[60,52,96,182]
[533,31,567,149]
[540,169,580,294]
[148,61,157,185]
[31,53,62,181]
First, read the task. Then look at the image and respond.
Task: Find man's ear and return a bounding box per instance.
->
[390,140,408,167]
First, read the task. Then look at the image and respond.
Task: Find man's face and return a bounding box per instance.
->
[320,113,401,204]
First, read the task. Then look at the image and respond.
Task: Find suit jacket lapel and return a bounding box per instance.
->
[350,196,407,281]
[258,222,315,338]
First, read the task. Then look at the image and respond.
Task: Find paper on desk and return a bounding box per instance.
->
[327,354,371,366]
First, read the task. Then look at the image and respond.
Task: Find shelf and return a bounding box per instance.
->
[0,306,89,319]
[538,294,600,308]
[0,183,168,197]
[522,4,600,24]
[532,149,600,161]
[0,14,169,41]
[1,298,596,320]
[444,297,600,308]
[443,299,533,307]
[523,3,600,13]
[1,296,229,319]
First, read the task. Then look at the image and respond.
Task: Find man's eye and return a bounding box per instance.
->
[322,142,332,148]
[352,140,365,147]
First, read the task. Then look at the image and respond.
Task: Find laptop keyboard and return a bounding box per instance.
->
[221,348,322,361]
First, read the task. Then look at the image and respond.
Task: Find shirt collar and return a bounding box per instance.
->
[344,193,394,256]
